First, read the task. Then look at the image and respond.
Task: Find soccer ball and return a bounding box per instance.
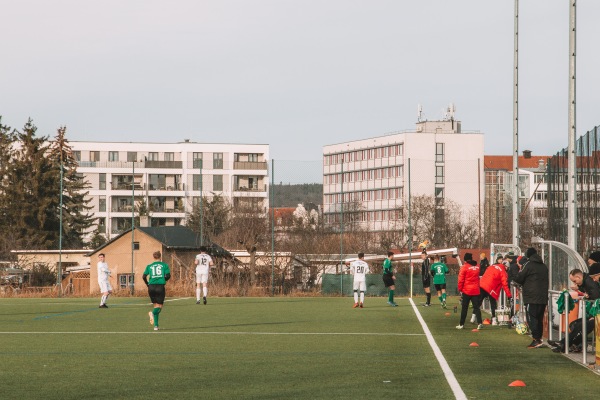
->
[515,323,528,335]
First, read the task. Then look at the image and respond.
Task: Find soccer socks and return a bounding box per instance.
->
[442,293,447,302]
[354,290,359,303]
[196,288,201,301]
[203,287,208,298]
[426,293,431,305]
[360,291,365,304]
[388,289,394,303]
[438,296,443,304]
[100,294,108,305]
[152,307,161,327]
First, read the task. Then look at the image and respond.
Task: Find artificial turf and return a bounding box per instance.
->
[0,296,596,399]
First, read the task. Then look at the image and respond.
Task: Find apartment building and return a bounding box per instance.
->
[71,140,269,239]
[322,117,484,234]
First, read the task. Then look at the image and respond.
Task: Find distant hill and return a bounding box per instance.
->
[271,183,323,207]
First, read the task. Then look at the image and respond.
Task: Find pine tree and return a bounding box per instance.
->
[47,126,94,248]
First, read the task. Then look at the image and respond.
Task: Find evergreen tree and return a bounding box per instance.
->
[186,194,232,242]
[0,118,18,257]
[47,127,94,248]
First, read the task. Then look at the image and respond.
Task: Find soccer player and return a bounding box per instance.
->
[430,254,449,308]
[97,253,112,308]
[143,251,171,331]
[382,251,397,307]
[346,252,370,308]
[194,246,214,305]
[420,250,432,306]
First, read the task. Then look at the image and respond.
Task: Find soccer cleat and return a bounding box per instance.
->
[442,301,447,309]
[477,324,484,330]
[154,327,159,331]
[422,303,431,307]
[353,303,359,308]
[547,340,560,348]
[148,311,154,326]
[196,300,201,304]
[470,314,477,324]
[527,339,543,349]
[359,302,363,308]
[203,297,207,305]
[492,317,498,326]
[387,301,398,307]
[99,304,108,308]
[456,325,464,330]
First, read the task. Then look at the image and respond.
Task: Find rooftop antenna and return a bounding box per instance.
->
[443,103,456,121]
[417,104,423,122]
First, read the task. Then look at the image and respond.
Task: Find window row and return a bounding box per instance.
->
[324,166,403,184]
[325,187,403,204]
[325,209,402,223]
[324,144,403,165]
[75,150,224,169]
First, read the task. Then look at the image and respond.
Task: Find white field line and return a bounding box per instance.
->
[409,298,467,400]
[0,331,425,336]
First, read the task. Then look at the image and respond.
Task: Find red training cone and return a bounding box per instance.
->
[508,380,526,387]
[469,342,479,347]
[445,312,451,316]
[471,328,479,332]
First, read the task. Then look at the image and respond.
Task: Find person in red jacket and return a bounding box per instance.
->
[457,253,482,330]
[471,254,512,325]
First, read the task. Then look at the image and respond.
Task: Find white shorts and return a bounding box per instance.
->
[99,281,112,293]
[353,280,366,292]
[196,273,209,284]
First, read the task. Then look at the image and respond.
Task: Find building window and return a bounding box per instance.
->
[164,152,174,162]
[99,173,106,190]
[193,152,203,168]
[97,217,106,233]
[213,153,223,169]
[73,151,81,161]
[248,153,258,162]
[118,274,134,290]
[213,175,223,191]
[148,152,159,161]
[149,174,166,190]
[108,151,119,162]
[99,196,106,212]
[90,151,100,162]
[193,174,203,191]
[436,143,445,163]
[127,152,137,162]
[435,166,444,184]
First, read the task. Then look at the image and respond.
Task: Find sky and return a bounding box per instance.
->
[1,1,599,182]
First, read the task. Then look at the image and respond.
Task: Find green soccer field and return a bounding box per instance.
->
[0,296,597,399]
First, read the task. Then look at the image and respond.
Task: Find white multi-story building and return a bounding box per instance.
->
[71,140,269,239]
[322,118,484,233]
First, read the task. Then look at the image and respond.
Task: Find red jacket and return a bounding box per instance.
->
[458,261,480,296]
[479,263,511,300]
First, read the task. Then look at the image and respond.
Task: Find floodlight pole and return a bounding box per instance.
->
[57,160,63,297]
[567,0,577,249]
[131,161,135,295]
[408,158,413,298]
[199,163,203,245]
[271,159,275,296]
[512,0,520,249]
[340,156,344,294]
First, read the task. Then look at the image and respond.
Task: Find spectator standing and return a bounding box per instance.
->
[473,254,512,325]
[479,253,490,278]
[457,253,482,330]
[513,247,549,348]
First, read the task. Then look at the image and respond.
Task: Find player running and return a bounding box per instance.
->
[430,254,449,308]
[143,251,171,331]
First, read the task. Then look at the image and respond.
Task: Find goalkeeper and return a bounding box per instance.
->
[382,252,397,307]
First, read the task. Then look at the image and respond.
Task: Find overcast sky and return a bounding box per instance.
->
[1,1,599,181]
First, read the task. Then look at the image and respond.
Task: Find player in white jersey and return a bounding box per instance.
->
[345,252,370,308]
[97,253,112,308]
[194,246,214,304]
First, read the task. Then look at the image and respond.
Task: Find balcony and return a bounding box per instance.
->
[148,183,183,191]
[234,185,266,192]
[112,182,145,191]
[78,161,182,169]
[234,161,268,170]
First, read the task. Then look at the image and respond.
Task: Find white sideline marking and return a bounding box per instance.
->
[0,331,425,336]
[409,298,467,400]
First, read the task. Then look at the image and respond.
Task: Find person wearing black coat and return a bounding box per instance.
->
[513,247,549,349]
[479,253,490,277]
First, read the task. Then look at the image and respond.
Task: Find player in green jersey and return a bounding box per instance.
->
[430,254,449,308]
[143,251,171,331]
[382,251,397,306]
